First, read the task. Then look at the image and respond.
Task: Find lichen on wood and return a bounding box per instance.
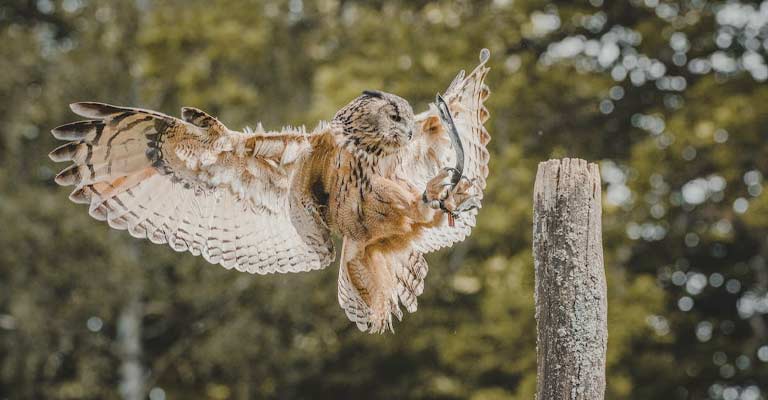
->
[533,158,607,400]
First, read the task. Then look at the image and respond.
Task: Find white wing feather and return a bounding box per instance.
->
[400,49,492,253]
[50,103,335,273]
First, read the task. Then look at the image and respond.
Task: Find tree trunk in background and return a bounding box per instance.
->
[118,287,145,400]
[532,158,607,400]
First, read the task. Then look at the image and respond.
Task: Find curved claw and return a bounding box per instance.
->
[436,167,462,189]
[455,197,481,213]
[441,196,480,227]
[423,168,479,225]
[443,167,461,176]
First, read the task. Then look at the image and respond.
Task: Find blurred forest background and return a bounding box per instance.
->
[1,0,767,399]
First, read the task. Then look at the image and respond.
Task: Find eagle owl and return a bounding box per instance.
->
[49,50,491,333]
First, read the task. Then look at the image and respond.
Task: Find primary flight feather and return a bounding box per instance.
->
[49,49,492,333]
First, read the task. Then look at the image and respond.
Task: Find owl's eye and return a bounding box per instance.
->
[390,114,402,122]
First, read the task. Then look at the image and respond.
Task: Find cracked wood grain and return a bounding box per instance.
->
[533,158,607,400]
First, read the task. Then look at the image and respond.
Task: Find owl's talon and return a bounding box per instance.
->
[424,170,478,221]
[455,196,481,214]
[441,167,464,188]
[442,166,460,176]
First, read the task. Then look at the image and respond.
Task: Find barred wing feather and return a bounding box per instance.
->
[401,49,492,253]
[49,102,334,273]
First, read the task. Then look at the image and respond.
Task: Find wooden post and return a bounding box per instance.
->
[532,158,607,400]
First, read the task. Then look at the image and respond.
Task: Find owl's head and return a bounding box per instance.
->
[332,90,415,154]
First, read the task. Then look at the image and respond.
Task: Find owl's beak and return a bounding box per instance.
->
[407,129,413,140]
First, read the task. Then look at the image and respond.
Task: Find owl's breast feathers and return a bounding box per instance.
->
[296,127,408,242]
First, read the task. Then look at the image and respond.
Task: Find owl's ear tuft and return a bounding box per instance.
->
[362,90,384,99]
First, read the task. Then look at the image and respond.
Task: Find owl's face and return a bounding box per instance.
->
[333,90,415,154]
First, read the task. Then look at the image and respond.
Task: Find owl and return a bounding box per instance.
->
[49,49,491,333]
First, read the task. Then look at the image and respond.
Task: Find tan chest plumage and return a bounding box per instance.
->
[324,145,402,242]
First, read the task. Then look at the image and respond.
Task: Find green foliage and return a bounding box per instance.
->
[1,0,766,399]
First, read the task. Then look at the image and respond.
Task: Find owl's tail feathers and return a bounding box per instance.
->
[337,238,429,334]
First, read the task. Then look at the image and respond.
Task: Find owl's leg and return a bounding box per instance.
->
[364,173,461,240]
[338,239,402,334]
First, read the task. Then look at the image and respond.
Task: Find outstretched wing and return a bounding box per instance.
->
[49,103,334,273]
[398,48,491,253]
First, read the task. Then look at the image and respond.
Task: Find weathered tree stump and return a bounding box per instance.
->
[532,158,607,400]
